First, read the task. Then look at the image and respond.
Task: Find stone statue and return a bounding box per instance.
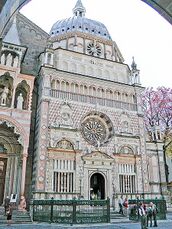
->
[1,53,5,65]
[0,86,9,106]
[17,93,24,109]
[13,56,19,68]
[6,53,13,67]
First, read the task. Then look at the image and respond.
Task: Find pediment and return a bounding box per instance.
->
[83,151,113,160]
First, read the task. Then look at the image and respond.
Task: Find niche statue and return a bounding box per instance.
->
[17,93,24,109]
[0,86,9,106]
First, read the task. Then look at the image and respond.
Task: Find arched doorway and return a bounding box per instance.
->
[0,121,23,205]
[90,173,105,199]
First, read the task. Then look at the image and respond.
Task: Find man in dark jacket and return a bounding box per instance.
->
[138,202,148,229]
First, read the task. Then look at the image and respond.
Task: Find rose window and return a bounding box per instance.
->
[81,112,114,147]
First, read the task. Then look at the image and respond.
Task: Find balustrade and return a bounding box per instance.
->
[48,89,137,111]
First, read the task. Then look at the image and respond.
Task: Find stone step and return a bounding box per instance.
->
[0,207,32,224]
[110,211,127,219]
[0,207,126,224]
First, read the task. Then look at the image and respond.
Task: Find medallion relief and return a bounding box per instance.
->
[51,102,73,128]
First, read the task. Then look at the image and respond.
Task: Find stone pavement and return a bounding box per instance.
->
[0,213,171,229]
[0,220,172,229]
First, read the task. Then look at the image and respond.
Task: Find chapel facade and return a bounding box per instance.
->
[0,0,167,209]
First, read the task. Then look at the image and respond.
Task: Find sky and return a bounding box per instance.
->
[20,0,172,88]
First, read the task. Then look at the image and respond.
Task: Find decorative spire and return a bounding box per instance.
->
[130,56,141,85]
[73,0,86,17]
[131,56,137,70]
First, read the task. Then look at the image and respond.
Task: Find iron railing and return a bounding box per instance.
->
[32,198,110,224]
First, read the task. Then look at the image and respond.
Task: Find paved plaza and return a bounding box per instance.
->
[0,220,172,229]
[0,212,172,229]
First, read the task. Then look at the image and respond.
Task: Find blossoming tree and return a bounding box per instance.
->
[141,87,172,182]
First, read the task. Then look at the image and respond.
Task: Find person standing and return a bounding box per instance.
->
[6,204,13,226]
[123,197,129,216]
[118,195,123,214]
[151,202,158,227]
[147,202,153,227]
[4,196,10,216]
[138,202,148,229]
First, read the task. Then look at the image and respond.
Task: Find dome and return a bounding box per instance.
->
[49,0,112,40]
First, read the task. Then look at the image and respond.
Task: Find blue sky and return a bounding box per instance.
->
[20,0,172,88]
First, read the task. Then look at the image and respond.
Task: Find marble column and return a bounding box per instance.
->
[18,151,28,211]
[11,86,16,108]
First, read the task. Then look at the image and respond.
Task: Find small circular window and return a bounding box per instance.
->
[87,42,102,56]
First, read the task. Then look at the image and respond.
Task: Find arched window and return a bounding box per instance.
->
[47,53,52,65]
[61,81,66,91]
[51,79,55,89]
[75,84,79,93]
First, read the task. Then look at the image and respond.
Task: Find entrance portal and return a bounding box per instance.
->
[90,173,105,199]
[0,158,7,205]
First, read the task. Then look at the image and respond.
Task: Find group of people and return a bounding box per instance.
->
[4,196,13,226]
[118,196,158,228]
[139,202,158,228]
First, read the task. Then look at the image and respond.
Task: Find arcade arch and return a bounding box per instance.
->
[0,116,29,208]
[0,121,23,205]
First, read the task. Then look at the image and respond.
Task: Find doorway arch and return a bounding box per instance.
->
[0,120,23,205]
[90,172,105,199]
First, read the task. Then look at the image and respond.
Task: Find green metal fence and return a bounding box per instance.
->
[128,198,166,221]
[32,198,110,224]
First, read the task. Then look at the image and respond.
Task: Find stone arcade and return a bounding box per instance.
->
[0,0,167,210]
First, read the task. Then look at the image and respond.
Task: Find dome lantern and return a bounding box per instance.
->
[73,0,86,17]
